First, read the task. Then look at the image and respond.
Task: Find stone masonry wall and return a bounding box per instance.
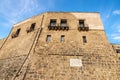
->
[0,14,44,80]
[0,14,44,59]
[21,30,118,80]
[14,12,119,80]
[0,12,119,80]
[0,55,26,80]
[0,38,6,48]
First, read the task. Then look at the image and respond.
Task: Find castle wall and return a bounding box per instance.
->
[29,32,117,79]
[0,38,6,48]
[0,55,26,80]
[18,12,118,80]
[43,12,104,30]
[0,14,44,80]
[0,12,119,80]
[71,12,104,30]
[0,14,44,59]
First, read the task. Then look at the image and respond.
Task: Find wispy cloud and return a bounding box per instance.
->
[113,36,120,40]
[0,0,54,26]
[111,34,120,40]
[113,10,120,15]
[0,0,55,39]
[118,30,120,32]
[108,23,120,42]
[114,23,120,33]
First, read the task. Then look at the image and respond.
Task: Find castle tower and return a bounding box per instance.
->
[0,12,119,80]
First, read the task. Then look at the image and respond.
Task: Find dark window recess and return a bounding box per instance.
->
[26,23,36,33]
[48,19,69,30]
[82,36,87,43]
[78,20,89,31]
[16,28,21,35]
[61,35,65,42]
[119,57,120,60]
[48,19,57,30]
[116,50,120,53]
[60,19,67,27]
[11,28,21,38]
[46,35,51,42]
[30,23,35,30]
[50,19,56,26]
[79,20,84,27]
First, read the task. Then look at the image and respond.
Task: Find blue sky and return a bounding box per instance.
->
[0,0,120,44]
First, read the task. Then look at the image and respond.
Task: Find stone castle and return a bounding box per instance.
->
[0,12,120,80]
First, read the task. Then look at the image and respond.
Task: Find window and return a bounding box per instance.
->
[26,23,36,33]
[60,19,67,27]
[79,20,84,27]
[61,35,65,42]
[82,36,87,43]
[116,50,120,53]
[50,19,56,26]
[11,28,21,38]
[30,23,36,31]
[46,35,51,42]
[16,28,21,36]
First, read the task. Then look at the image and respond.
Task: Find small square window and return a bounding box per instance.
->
[46,35,51,42]
[116,50,120,53]
[61,35,65,42]
[60,19,67,27]
[50,19,56,26]
[82,36,87,43]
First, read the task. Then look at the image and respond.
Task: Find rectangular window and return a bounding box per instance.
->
[79,20,84,27]
[82,36,87,43]
[60,19,67,27]
[50,19,56,26]
[16,28,21,35]
[30,23,36,30]
[61,35,65,42]
[116,50,120,53]
[46,35,51,42]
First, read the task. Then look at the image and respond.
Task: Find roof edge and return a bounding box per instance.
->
[46,11,100,13]
[13,11,100,27]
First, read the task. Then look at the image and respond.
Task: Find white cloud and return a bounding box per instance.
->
[111,34,120,40]
[113,10,120,15]
[110,22,120,32]
[0,0,55,39]
[118,30,120,32]
[113,36,120,40]
[0,0,54,27]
